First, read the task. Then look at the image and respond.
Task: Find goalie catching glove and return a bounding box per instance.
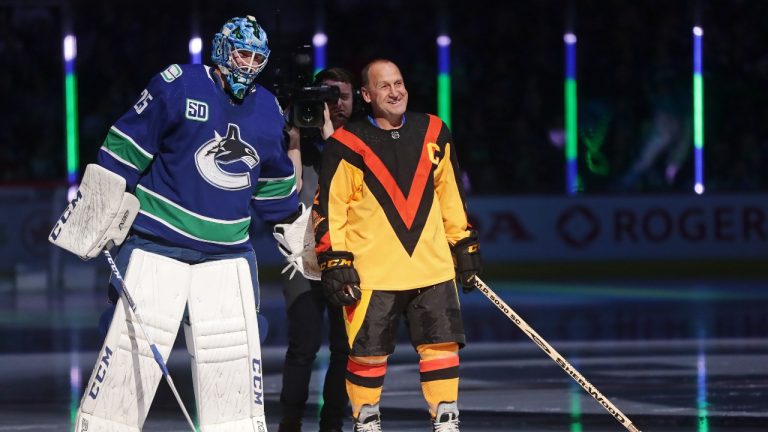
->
[273,203,321,280]
[451,231,482,293]
[318,251,361,307]
[49,164,139,259]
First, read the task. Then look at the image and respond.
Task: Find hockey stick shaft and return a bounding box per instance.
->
[104,251,197,432]
[471,276,641,432]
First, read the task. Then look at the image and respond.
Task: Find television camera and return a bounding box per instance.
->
[272,46,341,129]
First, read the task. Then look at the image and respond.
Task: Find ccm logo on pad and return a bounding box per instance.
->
[88,346,114,399]
[49,190,83,241]
[252,358,264,405]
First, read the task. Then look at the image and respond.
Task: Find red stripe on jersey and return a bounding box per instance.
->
[315,231,331,253]
[344,303,356,323]
[419,354,459,373]
[332,115,442,230]
[347,358,387,377]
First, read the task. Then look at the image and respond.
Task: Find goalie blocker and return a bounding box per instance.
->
[49,164,139,259]
[75,249,268,431]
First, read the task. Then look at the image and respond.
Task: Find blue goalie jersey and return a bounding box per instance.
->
[97,64,299,254]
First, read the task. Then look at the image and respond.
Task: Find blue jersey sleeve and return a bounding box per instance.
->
[250,142,300,223]
[96,64,183,190]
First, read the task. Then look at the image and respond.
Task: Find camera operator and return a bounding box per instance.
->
[279,67,356,432]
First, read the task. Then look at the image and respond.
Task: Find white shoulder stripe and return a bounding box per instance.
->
[258,173,297,182]
[251,184,298,201]
[99,146,139,171]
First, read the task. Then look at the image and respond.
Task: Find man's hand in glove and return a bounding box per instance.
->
[318,251,361,306]
[451,232,482,293]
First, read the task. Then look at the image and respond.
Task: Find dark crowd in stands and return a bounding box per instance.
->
[2,0,767,194]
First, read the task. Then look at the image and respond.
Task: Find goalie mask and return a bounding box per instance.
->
[212,16,270,100]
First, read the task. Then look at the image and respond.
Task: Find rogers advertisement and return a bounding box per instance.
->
[467,194,767,261]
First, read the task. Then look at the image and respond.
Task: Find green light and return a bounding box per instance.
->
[65,73,79,181]
[70,404,78,426]
[697,346,709,432]
[565,79,578,161]
[438,74,451,129]
[693,75,704,149]
[69,357,81,428]
[698,406,709,432]
[569,385,583,432]
[564,34,578,193]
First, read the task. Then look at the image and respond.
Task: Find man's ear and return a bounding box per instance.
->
[361,86,372,104]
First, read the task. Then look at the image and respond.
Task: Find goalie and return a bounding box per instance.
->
[49,15,312,432]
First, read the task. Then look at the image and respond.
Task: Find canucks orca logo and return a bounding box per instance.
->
[195,123,260,190]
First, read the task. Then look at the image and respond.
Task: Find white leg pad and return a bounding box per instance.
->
[75,250,190,431]
[73,413,143,432]
[185,258,267,432]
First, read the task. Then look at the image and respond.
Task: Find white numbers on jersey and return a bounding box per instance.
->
[160,64,183,82]
[186,99,209,122]
[133,89,154,114]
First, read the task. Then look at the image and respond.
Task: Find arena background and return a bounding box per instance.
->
[0,1,766,431]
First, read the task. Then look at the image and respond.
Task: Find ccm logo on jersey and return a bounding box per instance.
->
[252,358,264,405]
[49,190,83,241]
[88,346,114,399]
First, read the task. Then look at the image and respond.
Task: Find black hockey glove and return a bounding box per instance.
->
[318,251,362,307]
[451,232,482,293]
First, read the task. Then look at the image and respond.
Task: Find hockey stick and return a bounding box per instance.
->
[471,276,641,432]
[104,250,197,432]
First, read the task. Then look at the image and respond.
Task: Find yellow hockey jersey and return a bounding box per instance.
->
[313,112,472,291]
